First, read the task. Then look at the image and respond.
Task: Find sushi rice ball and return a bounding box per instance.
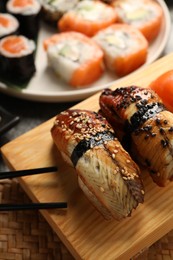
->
[0,35,36,83]
[0,13,19,39]
[58,0,117,37]
[44,32,104,87]
[41,0,80,25]
[93,23,148,76]
[111,0,163,42]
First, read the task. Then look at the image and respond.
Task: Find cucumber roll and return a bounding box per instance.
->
[41,0,80,25]
[0,35,36,83]
[0,13,19,39]
[6,0,41,39]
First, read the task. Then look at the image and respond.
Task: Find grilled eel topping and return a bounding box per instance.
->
[99,86,173,187]
[71,130,115,166]
[51,109,144,221]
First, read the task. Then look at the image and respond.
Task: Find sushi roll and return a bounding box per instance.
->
[43,32,104,87]
[41,0,80,26]
[111,0,163,42]
[93,24,148,77]
[0,35,36,83]
[6,0,41,39]
[0,0,8,12]
[0,13,19,39]
[58,0,117,37]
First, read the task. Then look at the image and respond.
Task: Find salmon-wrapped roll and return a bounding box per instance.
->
[93,23,148,77]
[58,0,117,37]
[111,0,163,42]
[44,32,104,87]
[51,109,144,221]
[100,86,173,187]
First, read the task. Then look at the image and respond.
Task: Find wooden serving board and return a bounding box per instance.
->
[1,53,173,260]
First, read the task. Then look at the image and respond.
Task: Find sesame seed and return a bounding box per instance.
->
[151,132,156,137]
[76,124,82,129]
[169,127,173,132]
[159,128,164,134]
[156,118,161,125]
[72,112,77,116]
[161,139,168,148]
[144,134,149,140]
[100,187,105,193]
[61,111,69,115]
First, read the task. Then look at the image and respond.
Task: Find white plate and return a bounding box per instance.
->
[0,0,171,103]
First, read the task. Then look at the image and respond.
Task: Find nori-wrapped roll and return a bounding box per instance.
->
[0,35,36,84]
[0,13,19,39]
[41,0,79,26]
[0,0,8,13]
[6,0,41,39]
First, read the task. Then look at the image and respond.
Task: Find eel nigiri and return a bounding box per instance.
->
[100,86,173,187]
[51,109,144,221]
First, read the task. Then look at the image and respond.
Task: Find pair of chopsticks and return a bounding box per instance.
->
[0,166,67,211]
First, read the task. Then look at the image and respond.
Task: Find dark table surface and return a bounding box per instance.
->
[0,94,77,171]
[0,2,173,172]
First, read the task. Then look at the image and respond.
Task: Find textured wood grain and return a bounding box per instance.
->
[1,53,173,260]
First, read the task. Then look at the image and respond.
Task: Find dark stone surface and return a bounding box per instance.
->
[0,92,76,171]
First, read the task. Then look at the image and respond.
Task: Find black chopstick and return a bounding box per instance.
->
[0,166,57,180]
[0,202,67,211]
